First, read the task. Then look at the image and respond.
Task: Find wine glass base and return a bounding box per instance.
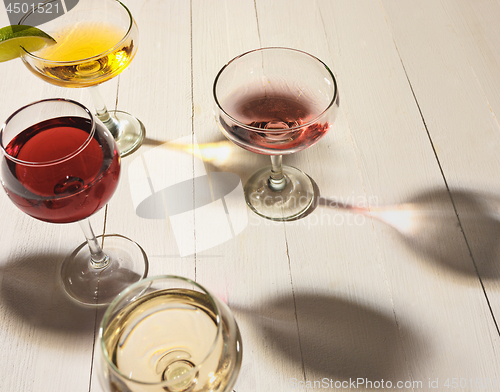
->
[244,165,314,221]
[61,234,148,306]
[109,110,145,157]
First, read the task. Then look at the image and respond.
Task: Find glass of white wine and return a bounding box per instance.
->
[19,0,144,157]
[97,275,243,392]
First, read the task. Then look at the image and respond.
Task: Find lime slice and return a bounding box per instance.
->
[0,25,55,62]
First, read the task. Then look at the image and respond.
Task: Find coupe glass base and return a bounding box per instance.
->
[107,110,145,157]
[61,234,148,306]
[244,165,314,221]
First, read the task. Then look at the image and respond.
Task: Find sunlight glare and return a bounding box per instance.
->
[367,204,419,235]
[168,141,232,166]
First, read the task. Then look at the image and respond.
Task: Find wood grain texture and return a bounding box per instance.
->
[380,0,500,361]
[405,0,500,317]
[1,0,500,391]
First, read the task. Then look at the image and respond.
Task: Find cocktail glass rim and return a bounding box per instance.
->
[213,46,339,134]
[99,274,224,387]
[18,0,135,66]
[0,98,95,166]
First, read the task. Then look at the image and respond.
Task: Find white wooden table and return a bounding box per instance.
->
[2,0,500,391]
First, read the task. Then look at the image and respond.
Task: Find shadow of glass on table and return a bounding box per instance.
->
[234,293,424,383]
[0,251,138,338]
[317,188,500,281]
[130,133,500,281]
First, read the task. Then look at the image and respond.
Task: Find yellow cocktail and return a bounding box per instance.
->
[20,0,144,157]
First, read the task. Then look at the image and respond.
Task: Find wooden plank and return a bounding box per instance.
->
[190,1,303,391]
[436,0,500,317]
[440,0,500,123]
[381,0,500,327]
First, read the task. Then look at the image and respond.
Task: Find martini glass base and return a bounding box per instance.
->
[244,165,314,221]
[105,110,145,157]
[61,234,148,306]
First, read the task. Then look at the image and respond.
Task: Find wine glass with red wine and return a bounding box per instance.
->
[0,98,148,305]
[214,47,339,220]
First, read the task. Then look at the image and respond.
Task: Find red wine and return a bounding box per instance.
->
[219,92,331,155]
[2,116,120,223]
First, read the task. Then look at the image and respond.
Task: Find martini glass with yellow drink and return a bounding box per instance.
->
[19,0,144,157]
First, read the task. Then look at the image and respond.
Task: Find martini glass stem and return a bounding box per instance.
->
[79,219,110,269]
[268,155,287,191]
[88,85,120,139]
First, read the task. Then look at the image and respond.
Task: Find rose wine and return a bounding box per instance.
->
[102,289,234,391]
[219,91,331,155]
[2,116,120,223]
[31,22,135,88]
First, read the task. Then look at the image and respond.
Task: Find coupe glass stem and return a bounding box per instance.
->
[79,219,110,270]
[88,85,120,139]
[268,154,287,191]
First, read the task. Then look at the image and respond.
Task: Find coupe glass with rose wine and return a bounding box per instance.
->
[19,0,144,157]
[0,98,148,305]
[97,275,242,392]
[214,47,339,220]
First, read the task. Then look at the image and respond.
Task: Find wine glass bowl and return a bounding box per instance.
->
[97,275,243,392]
[0,98,148,306]
[214,47,338,220]
[0,98,119,223]
[19,0,144,157]
[20,3,138,88]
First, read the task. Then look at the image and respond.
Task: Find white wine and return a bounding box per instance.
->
[102,288,235,391]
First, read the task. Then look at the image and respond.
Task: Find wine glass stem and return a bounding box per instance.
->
[268,155,286,191]
[88,85,120,139]
[79,219,110,270]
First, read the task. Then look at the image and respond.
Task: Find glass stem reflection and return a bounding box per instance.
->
[88,85,120,139]
[79,219,110,269]
[268,155,287,191]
